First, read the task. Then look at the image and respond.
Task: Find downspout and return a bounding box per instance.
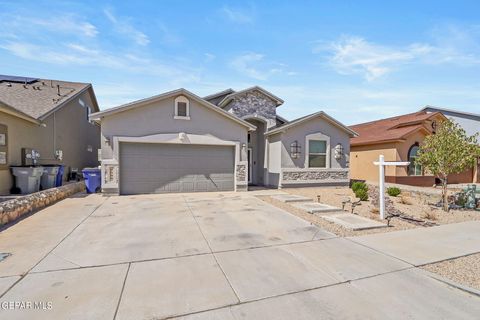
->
[53,111,56,158]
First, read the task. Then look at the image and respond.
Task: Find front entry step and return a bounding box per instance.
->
[270,194,312,203]
[322,213,388,231]
[292,202,342,214]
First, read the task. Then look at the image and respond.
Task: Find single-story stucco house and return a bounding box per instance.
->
[349,110,479,186]
[0,75,101,195]
[90,86,357,195]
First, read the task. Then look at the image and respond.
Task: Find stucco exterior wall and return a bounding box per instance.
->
[0,89,100,195]
[98,95,249,194]
[266,133,282,187]
[350,143,398,182]
[280,117,351,170]
[393,130,426,177]
[100,96,248,162]
[351,129,476,185]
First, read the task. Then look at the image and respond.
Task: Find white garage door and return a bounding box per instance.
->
[119,143,235,194]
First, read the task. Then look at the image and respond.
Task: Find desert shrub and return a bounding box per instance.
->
[355,188,369,201]
[387,187,401,197]
[455,193,467,207]
[351,181,368,193]
[422,210,437,221]
[399,195,413,205]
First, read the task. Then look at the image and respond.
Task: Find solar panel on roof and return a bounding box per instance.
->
[0,75,38,84]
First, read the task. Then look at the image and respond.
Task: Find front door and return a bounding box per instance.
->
[248,148,253,184]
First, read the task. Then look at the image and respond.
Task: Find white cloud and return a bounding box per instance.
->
[315,36,419,81]
[230,53,294,80]
[0,40,199,83]
[221,6,254,24]
[104,8,150,46]
[0,14,98,38]
[316,28,480,81]
[230,52,268,80]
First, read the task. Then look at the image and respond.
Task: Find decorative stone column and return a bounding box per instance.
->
[236,161,248,191]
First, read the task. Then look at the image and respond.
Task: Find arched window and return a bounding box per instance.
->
[174,96,190,119]
[408,144,422,176]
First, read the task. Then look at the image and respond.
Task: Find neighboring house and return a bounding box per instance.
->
[349,111,478,186]
[421,106,480,138]
[421,105,480,183]
[90,86,356,195]
[0,75,101,195]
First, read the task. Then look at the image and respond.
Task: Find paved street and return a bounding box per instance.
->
[0,192,479,319]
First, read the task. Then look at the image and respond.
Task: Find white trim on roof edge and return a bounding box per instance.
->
[266,111,358,137]
[89,88,257,131]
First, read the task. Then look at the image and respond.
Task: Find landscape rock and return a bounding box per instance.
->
[0,182,85,226]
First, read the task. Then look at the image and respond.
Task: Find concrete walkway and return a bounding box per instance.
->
[350,221,480,265]
[0,192,479,319]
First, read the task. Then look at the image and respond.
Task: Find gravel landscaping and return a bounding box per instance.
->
[257,185,480,237]
[422,253,480,290]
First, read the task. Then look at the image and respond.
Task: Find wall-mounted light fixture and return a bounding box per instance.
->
[334,143,344,160]
[290,141,301,159]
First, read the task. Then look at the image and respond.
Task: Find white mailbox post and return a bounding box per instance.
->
[373,155,410,219]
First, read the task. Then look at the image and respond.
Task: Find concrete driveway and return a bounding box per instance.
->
[0,192,479,319]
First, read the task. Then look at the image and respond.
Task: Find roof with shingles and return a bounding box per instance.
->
[0,77,94,120]
[349,111,446,146]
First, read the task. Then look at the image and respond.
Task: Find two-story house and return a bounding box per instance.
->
[0,75,101,194]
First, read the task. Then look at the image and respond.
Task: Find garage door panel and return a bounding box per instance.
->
[120,143,234,194]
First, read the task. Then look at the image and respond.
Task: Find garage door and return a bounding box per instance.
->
[119,143,235,194]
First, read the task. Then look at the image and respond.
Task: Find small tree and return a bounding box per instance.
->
[416,120,480,211]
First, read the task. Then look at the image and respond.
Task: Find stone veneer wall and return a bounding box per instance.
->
[0,182,85,226]
[228,90,277,127]
[236,161,248,191]
[281,169,349,185]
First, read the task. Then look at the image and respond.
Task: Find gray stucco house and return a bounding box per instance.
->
[0,75,100,195]
[90,86,357,195]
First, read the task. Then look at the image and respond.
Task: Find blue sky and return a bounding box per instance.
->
[1,0,479,124]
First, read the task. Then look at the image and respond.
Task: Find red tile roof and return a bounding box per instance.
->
[349,111,445,146]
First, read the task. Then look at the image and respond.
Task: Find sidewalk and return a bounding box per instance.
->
[349,221,480,266]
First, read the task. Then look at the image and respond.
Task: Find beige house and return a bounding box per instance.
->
[90,87,356,195]
[0,75,101,194]
[349,111,478,186]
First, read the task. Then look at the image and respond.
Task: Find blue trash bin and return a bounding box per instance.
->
[55,165,65,187]
[82,168,101,193]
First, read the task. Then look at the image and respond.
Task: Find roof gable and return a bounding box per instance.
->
[421,105,480,121]
[90,88,256,131]
[203,89,235,105]
[350,111,447,146]
[0,77,97,120]
[218,86,284,108]
[266,111,357,137]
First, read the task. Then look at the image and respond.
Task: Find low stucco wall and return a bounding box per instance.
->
[0,181,85,226]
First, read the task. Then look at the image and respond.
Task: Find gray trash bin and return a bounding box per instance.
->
[41,166,60,190]
[11,166,44,194]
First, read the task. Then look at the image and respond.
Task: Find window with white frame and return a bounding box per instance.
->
[308,140,327,168]
[174,96,190,119]
[305,132,330,168]
[408,144,422,176]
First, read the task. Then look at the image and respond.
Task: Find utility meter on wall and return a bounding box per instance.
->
[55,149,63,161]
